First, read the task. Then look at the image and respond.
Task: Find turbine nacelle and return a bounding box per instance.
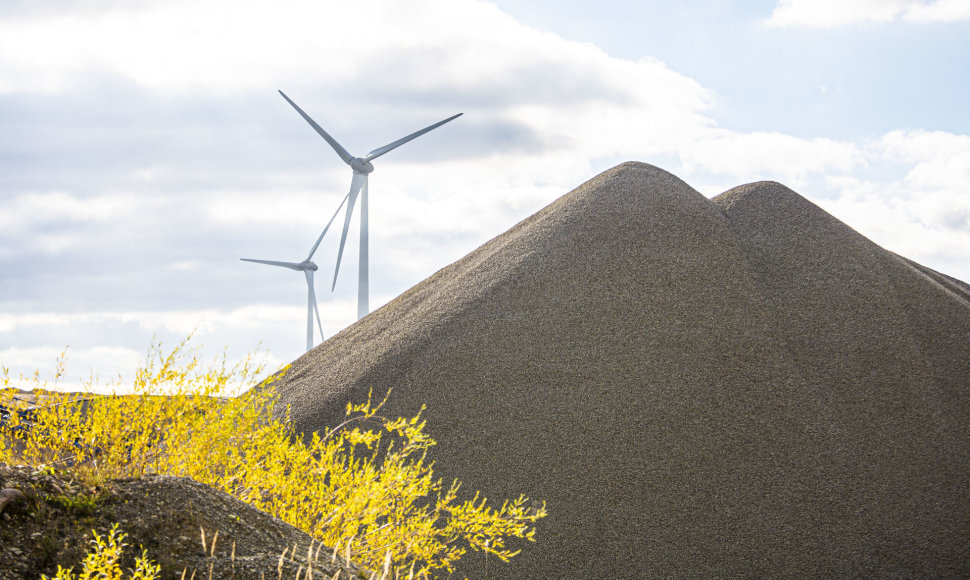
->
[351,158,375,174]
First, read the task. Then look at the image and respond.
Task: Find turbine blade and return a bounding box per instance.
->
[307,270,325,342]
[306,191,351,261]
[278,90,355,166]
[364,112,462,162]
[332,173,365,291]
[241,258,305,271]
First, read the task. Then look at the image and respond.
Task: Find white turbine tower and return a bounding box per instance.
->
[278,90,461,320]
[241,196,349,351]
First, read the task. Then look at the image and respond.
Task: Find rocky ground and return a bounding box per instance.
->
[0,463,364,579]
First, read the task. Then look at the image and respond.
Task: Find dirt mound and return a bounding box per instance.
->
[0,464,361,579]
[268,162,970,578]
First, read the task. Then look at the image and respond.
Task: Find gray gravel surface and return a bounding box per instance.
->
[264,162,970,578]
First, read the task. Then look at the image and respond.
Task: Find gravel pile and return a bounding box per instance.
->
[265,162,970,578]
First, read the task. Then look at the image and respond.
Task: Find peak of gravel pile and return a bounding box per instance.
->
[267,162,970,578]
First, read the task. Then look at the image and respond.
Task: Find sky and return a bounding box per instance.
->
[1,0,968,392]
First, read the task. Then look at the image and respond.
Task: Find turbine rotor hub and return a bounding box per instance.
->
[302,260,318,271]
[351,158,374,174]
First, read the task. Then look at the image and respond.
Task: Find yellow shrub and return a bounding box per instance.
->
[1,338,546,577]
[43,524,161,580]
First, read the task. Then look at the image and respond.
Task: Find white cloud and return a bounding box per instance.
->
[0,191,134,257]
[0,303,353,391]
[905,148,970,192]
[0,0,695,105]
[0,191,133,229]
[0,342,277,395]
[871,130,970,193]
[205,188,348,229]
[0,304,350,337]
[814,130,970,282]
[166,260,204,271]
[765,0,914,27]
[764,0,970,27]
[680,131,865,187]
[877,128,970,160]
[820,176,970,278]
[0,345,139,392]
[0,0,354,94]
[0,0,714,154]
[903,0,970,22]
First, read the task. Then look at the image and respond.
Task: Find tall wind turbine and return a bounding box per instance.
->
[278,90,461,320]
[241,194,349,351]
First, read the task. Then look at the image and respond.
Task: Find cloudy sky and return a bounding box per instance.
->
[1,0,968,392]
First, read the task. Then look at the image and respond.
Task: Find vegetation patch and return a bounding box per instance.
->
[1,338,546,578]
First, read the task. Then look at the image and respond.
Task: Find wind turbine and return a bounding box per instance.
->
[278,90,461,320]
[241,194,349,351]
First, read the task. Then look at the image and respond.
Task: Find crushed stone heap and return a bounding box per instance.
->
[264,162,970,578]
